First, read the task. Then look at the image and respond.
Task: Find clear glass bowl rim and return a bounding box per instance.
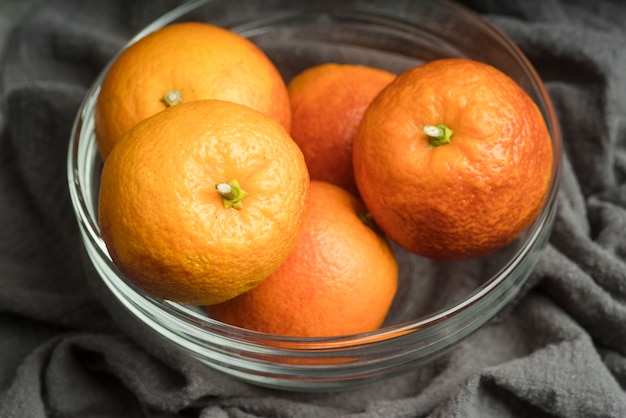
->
[67,0,563,355]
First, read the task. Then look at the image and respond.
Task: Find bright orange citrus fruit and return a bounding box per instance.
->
[95,22,291,159]
[206,181,398,337]
[287,63,395,196]
[353,58,553,260]
[98,99,310,306]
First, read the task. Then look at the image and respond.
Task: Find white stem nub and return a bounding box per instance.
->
[216,183,233,196]
[163,89,183,106]
[423,125,443,138]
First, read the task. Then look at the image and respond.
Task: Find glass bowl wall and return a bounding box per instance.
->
[68,0,562,391]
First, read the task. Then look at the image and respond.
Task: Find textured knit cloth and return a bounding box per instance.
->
[1,0,626,417]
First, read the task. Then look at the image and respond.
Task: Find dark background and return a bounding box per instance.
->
[1,1,625,417]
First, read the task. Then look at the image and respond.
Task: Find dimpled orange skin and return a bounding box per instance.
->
[287,63,396,197]
[353,58,553,260]
[207,181,398,337]
[98,100,310,306]
[95,22,291,160]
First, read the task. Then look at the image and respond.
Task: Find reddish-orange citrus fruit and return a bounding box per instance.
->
[207,181,398,337]
[287,63,395,196]
[95,22,291,159]
[98,99,310,306]
[353,58,553,260]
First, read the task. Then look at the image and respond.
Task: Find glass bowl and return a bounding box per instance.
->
[67,0,562,391]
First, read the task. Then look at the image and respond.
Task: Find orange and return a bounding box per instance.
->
[287,63,395,196]
[353,58,553,260]
[95,22,291,159]
[206,181,398,337]
[98,99,310,306]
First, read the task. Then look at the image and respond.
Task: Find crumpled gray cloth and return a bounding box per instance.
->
[1,0,625,417]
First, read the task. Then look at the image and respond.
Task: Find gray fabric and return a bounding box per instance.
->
[1,0,625,416]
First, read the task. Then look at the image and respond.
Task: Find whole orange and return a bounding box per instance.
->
[353,58,553,260]
[287,63,395,196]
[95,22,291,159]
[206,181,398,337]
[98,99,310,306]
